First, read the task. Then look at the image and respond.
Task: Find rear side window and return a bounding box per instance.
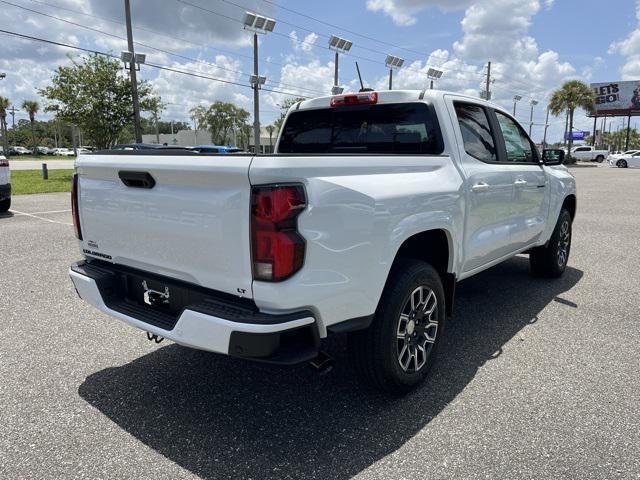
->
[495,112,537,163]
[278,103,443,154]
[454,103,497,162]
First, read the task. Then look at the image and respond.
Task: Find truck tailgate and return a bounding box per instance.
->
[75,153,254,298]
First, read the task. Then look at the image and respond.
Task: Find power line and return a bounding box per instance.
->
[0,29,310,100]
[4,0,327,96]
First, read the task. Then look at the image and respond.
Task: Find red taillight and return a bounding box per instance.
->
[71,173,82,240]
[0,159,8,167]
[251,184,306,281]
[330,91,378,107]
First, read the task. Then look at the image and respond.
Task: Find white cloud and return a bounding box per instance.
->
[608,1,640,79]
[289,31,319,53]
[366,0,472,26]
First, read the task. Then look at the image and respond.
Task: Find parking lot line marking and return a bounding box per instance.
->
[9,209,73,226]
[26,209,72,215]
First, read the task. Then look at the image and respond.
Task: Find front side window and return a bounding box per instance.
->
[454,103,497,162]
[278,103,443,154]
[495,112,537,163]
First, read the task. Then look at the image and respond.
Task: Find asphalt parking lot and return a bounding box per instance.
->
[1,167,639,480]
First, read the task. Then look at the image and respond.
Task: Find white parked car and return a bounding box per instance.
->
[614,152,640,168]
[69,89,577,394]
[53,148,76,157]
[0,155,10,213]
[608,150,639,165]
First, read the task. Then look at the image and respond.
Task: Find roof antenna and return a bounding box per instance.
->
[355,62,374,92]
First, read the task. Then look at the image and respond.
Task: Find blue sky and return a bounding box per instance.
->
[1,0,640,142]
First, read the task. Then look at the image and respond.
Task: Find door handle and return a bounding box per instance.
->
[514,179,527,187]
[471,182,490,193]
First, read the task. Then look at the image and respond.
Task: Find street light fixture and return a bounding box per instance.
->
[426,67,443,89]
[329,35,352,95]
[529,99,539,136]
[121,51,146,71]
[513,95,522,116]
[243,11,276,154]
[385,55,404,90]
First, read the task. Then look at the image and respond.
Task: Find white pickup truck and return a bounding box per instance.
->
[570,145,608,162]
[69,90,576,394]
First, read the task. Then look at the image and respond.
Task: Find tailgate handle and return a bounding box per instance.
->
[118,171,156,189]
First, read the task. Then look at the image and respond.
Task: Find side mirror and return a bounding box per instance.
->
[542,149,565,166]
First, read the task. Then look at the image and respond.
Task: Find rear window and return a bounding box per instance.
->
[278,103,443,154]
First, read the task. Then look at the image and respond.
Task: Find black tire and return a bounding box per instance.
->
[619,159,627,168]
[0,198,10,213]
[530,208,572,278]
[348,259,446,395]
[595,155,604,163]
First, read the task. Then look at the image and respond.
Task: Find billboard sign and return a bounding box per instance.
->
[565,131,589,141]
[591,81,640,116]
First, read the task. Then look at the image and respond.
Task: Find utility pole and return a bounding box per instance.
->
[485,61,492,100]
[528,100,538,137]
[625,114,631,150]
[542,106,550,148]
[9,106,16,144]
[592,115,597,146]
[252,32,260,154]
[124,0,142,143]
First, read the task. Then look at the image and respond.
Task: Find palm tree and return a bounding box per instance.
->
[548,81,595,163]
[0,96,10,157]
[21,100,39,154]
[266,124,275,152]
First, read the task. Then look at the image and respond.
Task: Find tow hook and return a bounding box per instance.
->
[146,332,164,344]
[309,351,333,375]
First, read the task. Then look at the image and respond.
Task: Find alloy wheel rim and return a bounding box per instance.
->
[557,219,570,267]
[396,286,438,373]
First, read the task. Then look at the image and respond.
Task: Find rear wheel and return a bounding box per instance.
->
[348,259,445,395]
[595,155,604,163]
[530,208,572,278]
[0,198,10,213]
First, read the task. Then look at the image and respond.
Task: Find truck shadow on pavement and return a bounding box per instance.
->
[79,256,582,480]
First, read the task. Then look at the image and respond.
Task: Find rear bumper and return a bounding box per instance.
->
[0,183,10,200]
[69,260,319,364]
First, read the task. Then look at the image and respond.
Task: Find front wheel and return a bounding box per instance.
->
[0,198,10,213]
[618,159,628,168]
[348,259,446,395]
[530,209,572,278]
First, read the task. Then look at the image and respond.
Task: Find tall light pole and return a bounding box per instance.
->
[513,95,522,116]
[427,68,443,90]
[244,12,276,154]
[123,0,143,144]
[529,99,538,137]
[329,35,352,95]
[385,55,404,90]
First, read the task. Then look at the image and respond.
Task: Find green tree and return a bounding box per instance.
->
[39,54,157,149]
[205,101,250,145]
[273,97,305,134]
[144,97,166,143]
[548,80,595,163]
[266,124,276,151]
[0,96,10,156]
[21,100,39,153]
